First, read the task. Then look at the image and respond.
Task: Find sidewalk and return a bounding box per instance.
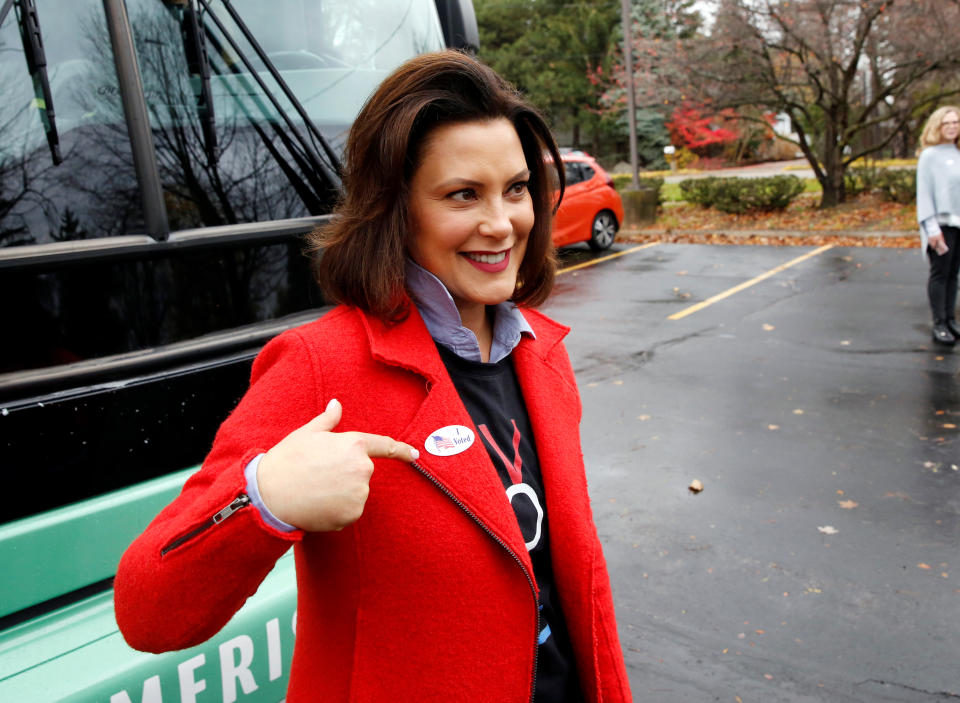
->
[661,158,815,183]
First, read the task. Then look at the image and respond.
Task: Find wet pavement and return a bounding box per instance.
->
[549,243,959,702]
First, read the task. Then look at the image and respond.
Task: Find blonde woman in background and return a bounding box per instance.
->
[917,106,960,345]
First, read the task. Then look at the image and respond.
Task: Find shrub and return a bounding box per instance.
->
[875,169,916,204]
[679,176,720,207]
[844,166,880,197]
[680,175,804,213]
[844,166,916,203]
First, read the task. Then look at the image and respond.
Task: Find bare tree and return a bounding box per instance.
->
[683,0,960,206]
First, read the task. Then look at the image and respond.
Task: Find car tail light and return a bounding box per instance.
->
[603,173,614,188]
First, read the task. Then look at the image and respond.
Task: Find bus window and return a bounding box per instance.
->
[0,0,146,247]
[125,0,446,231]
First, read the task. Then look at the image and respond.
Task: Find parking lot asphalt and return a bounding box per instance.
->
[548,242,959,702]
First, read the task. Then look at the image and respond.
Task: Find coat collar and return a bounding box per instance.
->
[358,303,570,380]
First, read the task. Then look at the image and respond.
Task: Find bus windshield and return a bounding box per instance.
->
[0,0,446,246]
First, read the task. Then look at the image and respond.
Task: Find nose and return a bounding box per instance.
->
[477,197,514,240]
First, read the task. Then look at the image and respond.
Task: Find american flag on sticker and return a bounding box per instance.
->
[432,435,455,451]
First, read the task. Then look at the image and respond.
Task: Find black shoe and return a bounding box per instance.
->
[933,322,956,346]
[947,319,960,339]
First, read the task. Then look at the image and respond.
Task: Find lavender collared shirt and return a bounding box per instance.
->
[244,259,535,532]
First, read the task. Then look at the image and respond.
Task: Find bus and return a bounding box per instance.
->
[0,1,477,700]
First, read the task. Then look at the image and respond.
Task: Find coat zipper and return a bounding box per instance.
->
[160,494,251,556]
[410,459,540,703]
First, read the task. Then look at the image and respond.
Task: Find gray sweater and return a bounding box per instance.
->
[916,143,960,248]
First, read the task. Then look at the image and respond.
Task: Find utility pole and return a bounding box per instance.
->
[620,0,639,189]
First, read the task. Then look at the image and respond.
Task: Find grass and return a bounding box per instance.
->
[783,157,917,171]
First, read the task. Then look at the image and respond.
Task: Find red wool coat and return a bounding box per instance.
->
[114,304,632,703]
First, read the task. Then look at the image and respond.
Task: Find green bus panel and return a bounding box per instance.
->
[0,554,296,703]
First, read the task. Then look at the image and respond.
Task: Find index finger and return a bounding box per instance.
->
[356,433,420,462]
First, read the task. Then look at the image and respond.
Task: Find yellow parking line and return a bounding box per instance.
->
[668,244,835,320]
[557,242,659,275]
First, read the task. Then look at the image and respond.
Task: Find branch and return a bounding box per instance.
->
[844,87,960,163]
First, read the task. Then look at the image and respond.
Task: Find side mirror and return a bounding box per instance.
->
[434,0,480,54]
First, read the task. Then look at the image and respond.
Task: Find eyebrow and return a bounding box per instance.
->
[436,169,531,190]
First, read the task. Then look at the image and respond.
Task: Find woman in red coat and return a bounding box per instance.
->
[115,50,632,703]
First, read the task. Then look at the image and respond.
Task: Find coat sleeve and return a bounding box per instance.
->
[916,149,937,226]
[114,330,318,653]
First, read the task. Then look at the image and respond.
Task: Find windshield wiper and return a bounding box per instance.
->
[165,0,218,166]
[14,0,62,166]
[196,0,342,183]
[199,29,330,213]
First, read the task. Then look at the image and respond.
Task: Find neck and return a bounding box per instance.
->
[458,302,493,363]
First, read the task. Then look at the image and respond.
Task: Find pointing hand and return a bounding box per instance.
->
[257,399,419,532]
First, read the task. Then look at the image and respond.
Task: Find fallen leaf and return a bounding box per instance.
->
[768,424,780,430]
[838,500,858,509]
[793,409,804,415]
[762,323,775,331]
[817,525,839,535]
[689,479,704,494]
[943,423,956,429]
[918,563,931,570]
[637,414,652,421]
[613,380,624,385]
[840,340,851,346]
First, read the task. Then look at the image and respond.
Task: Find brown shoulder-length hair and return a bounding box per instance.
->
[308,50,564,322]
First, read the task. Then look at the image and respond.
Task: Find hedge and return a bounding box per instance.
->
[844,166,916,204]
[679,175,805,213]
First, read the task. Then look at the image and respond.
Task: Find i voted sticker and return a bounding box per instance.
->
[425,425,475,456]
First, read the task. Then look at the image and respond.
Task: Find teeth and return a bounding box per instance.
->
[466,252,506,264]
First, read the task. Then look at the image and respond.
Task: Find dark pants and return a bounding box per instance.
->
[927,225,960,323]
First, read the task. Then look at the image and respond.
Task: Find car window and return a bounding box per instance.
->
[581,165,595,181]
[563,162,582,186]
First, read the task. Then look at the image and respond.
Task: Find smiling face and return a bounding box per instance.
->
[941,111,960,143]
[408,118,535,327]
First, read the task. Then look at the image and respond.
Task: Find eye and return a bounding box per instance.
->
[507,181,529,196]
[448,188,477,203]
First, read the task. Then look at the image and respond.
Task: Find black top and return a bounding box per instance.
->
[436,343,583,703]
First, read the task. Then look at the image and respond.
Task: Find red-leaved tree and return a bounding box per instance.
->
[665,104,740,155]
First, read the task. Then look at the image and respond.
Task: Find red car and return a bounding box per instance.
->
[552,151,624,250]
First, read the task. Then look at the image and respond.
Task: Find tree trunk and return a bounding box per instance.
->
[572,121,580,150]
[818,124,846,208]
